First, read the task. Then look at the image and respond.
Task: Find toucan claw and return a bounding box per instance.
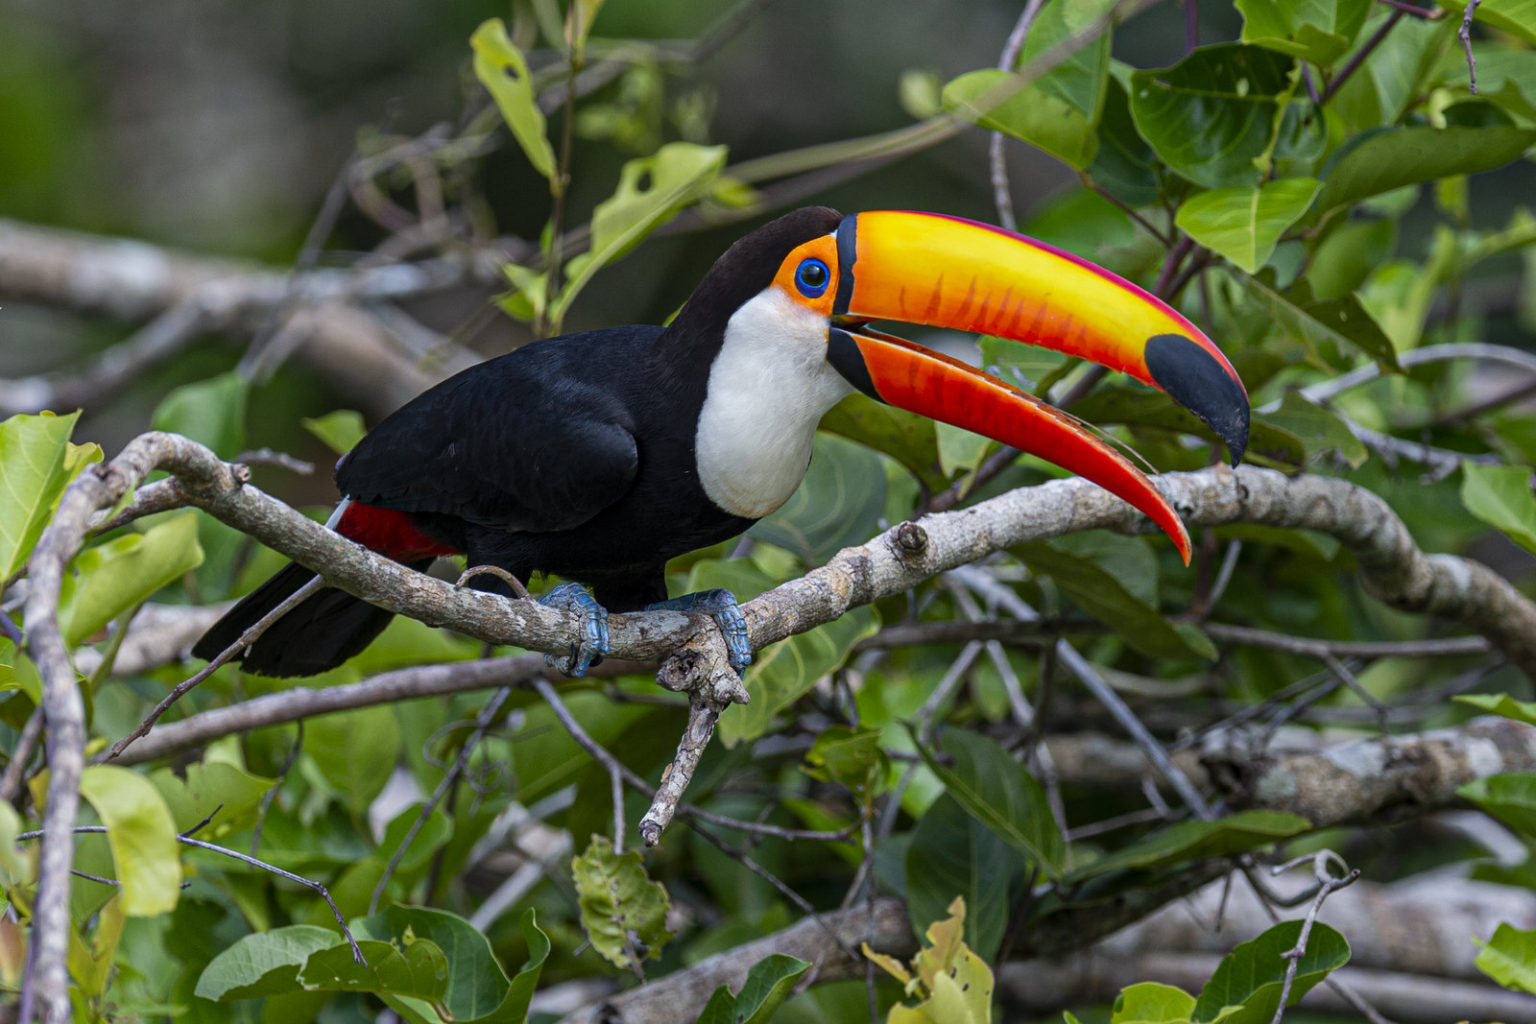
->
[539,582,611,677]
[648,589,753,674]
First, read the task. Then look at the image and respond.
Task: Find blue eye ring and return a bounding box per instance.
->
[795,258,830,298]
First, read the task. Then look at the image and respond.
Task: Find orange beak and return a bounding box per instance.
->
[821,211,1250,564]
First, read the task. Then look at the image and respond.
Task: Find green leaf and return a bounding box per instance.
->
[354,905,549,1023]
[60,511,204,645]
[1440,0,1536,45]
[1236,0,1371,67]
[572,835,672,969]
[471,19,558,188]
[1313,126,1536,220]
[802,725,889,799]
[1459,773,1536,838]
[1240,273,1401,373]
[693,953,811,1024]
[906,792,1024,961]
[297,938,449,1001]
[1456,692,1536,728]
[194,925,339,1000]
[149,761,275,838]
[1257,392,1367,468]
[750,433,887,565]
[0,410,90,582]
[1067,385,1305,468]
[943,69,1098,170]
[1306,218,1394,301]
[919,728,1066,879]
[306,704,401,816]
[820,395,944,493]
[1066,811,1312,883]
[1192,921,1349,1023]
[301,410,367,455]
[1461,463,1536,556]
[1113,981,1197,1023]
[872,898,995,1024]
[553,142,727,322]
[1090,76,1161,206]
[1476,921,1536,993]
[1174,178,1319,274]
[78,765,181,916]
[151,371,247,459]
[1129,45,1304,189]
[1016,540,1215,661]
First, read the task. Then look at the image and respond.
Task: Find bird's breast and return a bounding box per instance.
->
[692,290,853,519]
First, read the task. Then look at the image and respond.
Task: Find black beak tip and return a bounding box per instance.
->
[1145,333,1250,467]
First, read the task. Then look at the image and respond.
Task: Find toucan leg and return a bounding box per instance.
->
[646,589,751,673]
[539,582,610,677]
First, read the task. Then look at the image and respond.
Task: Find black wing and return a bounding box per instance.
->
[335,328,651,533]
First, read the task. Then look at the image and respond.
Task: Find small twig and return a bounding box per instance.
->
[1376,0,1443,16]
[17,824,365,964]
[1461,0,1482,94]
[369,687,512,913]
[988,0,1047,232]
[1264,851,1364,1024]
[100,575,326,762]
[1184,0,1198,50]
[232,449,316,475]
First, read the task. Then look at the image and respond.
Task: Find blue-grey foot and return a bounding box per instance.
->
[539,582,610,677]
[647,588,752,673]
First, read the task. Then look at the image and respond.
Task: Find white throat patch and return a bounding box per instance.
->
[694,287,854,519]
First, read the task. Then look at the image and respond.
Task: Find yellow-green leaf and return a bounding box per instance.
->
[0,410,87,582]
[1175,178,1319,274]
[60,512,205,645]
[571,835,671,969]
[78,765,181,916]
[472,19,558,189]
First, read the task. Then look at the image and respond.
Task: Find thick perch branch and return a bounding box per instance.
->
[22,431,1536,1019]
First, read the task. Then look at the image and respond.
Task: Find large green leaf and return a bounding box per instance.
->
[471,19,558,188]
[60,511,204,645]
[1236,0,1371,67]
[572,835,672,970]
[149,761,275,838]
[1456,692,1536,728]
[306,704,401,816]
[297,938,449,1002]
[1313,126,1536,219]
[918,728,1066,879]
[693,953,811,1024]
[78,765,182,916]
[1175,178,1319,274]
[1460,773,1536,838]
[1067,385,1305,468]
[1192,921,1350,1023]
[1128,45,1305,189]
[1257,391,1367,467]
[0,410,96,583]
[820,396,944,493]
[553,142,726,322]
[151,371,247,459]
[301,410,367,456]
[905,792,1024,960]
[355,905,550,1023]
[1016,540,1215,661]
[1089,75,1161,206]
[1476,921,1536,993]
[1460,462,1536,556]
[194,925,339,1000]
[944,69,1098,170]
[750,433,887,565]
[1066,811,1311,883]
[1112,981,1198,1023]
[1240,273,1400,373]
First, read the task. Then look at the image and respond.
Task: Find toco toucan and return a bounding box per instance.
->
[194,207,1249,678]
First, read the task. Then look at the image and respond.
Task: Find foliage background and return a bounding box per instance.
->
[5,0,1536,1021]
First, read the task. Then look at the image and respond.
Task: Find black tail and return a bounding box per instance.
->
[192,560,426,678]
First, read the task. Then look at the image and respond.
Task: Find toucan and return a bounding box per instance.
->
[194,207,1248,678]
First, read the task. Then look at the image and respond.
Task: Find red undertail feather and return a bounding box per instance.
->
[335,502,458,560]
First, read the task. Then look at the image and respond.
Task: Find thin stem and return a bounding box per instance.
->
[1320,9,1405,105]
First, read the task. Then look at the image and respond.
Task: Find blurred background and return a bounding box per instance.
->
[0,0,1241,485]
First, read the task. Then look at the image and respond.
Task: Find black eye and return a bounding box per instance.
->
[795,258,830,298]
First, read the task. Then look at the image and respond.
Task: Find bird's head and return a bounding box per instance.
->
[674,207,1250,563]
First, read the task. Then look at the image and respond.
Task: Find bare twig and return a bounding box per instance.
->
[1461,0,1482,93]
[1265,851,1362,1024]
[988,0,1048,232]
